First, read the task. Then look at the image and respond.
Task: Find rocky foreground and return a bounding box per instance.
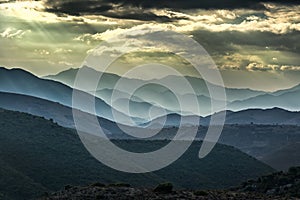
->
[39,184,297,200]
[40,167,300,200]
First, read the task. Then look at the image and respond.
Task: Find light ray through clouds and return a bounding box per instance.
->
[0,0,299,91]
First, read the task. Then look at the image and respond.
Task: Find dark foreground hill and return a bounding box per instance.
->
[39,184,292,200]
[40,167,300,199]
[0,109,274,199]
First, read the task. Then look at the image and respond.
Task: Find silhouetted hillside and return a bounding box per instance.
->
[0,67,141,124]
[0,109,274,199]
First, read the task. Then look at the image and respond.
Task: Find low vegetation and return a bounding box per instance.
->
[237,167,300,198]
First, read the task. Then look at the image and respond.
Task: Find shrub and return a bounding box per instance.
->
[288,167,299,175]
[90,182,105,187]
[108,183,131,187]
[64,185,72,190]
[153,182,173,194]
[194,190,209,196]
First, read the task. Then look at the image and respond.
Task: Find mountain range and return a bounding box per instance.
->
[1,66,300,172]
[2,66,300,123]
[0,90,299,170]
[0,67,147,125]
[45,66,300,115]
[45,66,266,102]
[1,90,300,132]
[228,90,300,111]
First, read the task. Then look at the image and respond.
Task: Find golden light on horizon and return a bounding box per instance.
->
[0,0,58,22]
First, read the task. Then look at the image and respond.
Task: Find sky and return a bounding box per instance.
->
[0,0,299,91]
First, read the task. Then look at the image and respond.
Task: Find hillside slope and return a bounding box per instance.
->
[262,143,300,171]
[0,109,274,199]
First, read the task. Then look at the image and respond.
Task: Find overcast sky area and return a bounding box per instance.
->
[0,0,299,91]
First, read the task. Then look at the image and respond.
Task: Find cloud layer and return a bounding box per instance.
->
[0,0,299,91]
[43,0,300,21]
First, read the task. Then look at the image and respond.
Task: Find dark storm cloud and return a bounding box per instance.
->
[102,11,183,22]
[45,0,113,16]
[191,30,300,55]
[0,0,15,3]
[44,0,300,13]
[109,0,299,9]
[43,0,188,22]
[43,0,299,21]
[187,29,300,71]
